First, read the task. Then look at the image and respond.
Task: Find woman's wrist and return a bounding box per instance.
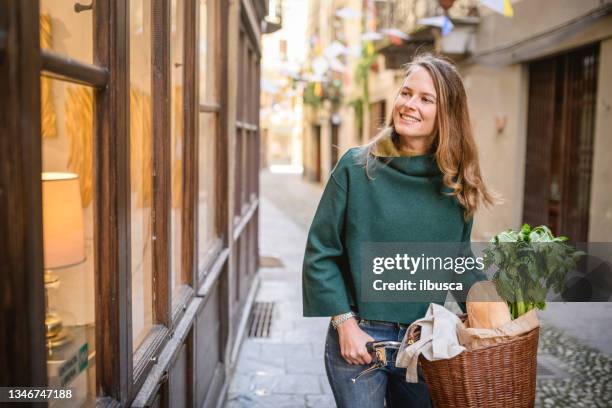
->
[332,311,357,330]
[336,317,358,334]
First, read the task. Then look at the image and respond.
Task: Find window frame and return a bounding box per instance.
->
[233,12,261,232]
[32,0,136,404]
[195,0,227,288]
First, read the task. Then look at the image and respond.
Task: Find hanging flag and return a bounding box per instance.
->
[418,15,454,36]
[329,58,346,73]
[380,28,410,41]
[260,79,280,94]
[390,36,402,45]
[365,41,375,56]
[348,45,362,57]
[312,57,329,76]
[335,6,360,20]
[314,82,322,97]
[442,16,453,36]
[323,41,349,59]
[479,0,514,17]
[361,31,384,42]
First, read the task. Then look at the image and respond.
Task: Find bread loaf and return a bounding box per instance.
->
[466,281,512,329]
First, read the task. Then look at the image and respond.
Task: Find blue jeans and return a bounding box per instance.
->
[324,318,432,408]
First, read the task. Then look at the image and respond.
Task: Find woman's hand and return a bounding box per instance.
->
[336,317,375,365]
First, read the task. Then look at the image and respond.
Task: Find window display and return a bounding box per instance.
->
[42,79,96,404]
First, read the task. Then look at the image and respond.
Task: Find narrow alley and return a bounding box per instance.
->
[226,170,333,407]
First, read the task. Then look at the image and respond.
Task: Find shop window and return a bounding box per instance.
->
[198,112,220,272]
[199,0,220,105]
[170,0,189,307]
[129,0,154,355]
[198,0,222,277]
[42,79,96,403]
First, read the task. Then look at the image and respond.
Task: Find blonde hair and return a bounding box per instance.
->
[359,53,499,220]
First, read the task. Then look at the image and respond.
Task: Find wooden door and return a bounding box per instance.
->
[523,44,599,242]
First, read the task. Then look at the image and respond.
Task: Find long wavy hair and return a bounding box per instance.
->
[358,53,499,220]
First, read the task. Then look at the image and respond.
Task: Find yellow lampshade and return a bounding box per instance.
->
[42,172,85,269]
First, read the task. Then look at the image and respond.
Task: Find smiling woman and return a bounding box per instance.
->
[302,53,499,408]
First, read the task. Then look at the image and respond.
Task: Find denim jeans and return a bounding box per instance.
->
[324,318,432,408]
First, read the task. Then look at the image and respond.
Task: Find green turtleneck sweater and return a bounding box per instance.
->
[301,139,486,324]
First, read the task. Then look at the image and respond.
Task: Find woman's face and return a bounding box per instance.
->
[392,66,438,141]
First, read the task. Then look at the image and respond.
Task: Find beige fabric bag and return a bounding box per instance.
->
[396,304,466,383]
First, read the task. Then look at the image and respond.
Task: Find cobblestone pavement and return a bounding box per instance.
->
[537,326,612,407]
[225,170,612,408]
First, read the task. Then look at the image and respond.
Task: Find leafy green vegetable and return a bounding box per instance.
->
[483,224,585,319]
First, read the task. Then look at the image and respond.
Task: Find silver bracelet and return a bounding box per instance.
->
[331,311,356,330]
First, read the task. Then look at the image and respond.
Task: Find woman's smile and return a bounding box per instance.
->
[398,112,421,124]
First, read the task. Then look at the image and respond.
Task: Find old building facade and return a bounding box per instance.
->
[1,0,267,406]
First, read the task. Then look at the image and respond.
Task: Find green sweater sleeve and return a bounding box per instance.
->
[302,172,352,317]
[452,217,488,313]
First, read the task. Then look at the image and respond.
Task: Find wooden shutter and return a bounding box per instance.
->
[522,59,557,228]
[559,45,599,242]
[523,44,599,242]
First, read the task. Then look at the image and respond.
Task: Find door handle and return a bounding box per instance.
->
[74,1,94,13]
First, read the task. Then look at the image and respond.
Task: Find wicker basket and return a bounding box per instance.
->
[408,317,539,408]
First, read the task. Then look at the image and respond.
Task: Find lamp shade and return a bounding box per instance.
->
[42,172,85,269]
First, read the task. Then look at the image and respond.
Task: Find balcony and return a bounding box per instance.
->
[371,0,481,67]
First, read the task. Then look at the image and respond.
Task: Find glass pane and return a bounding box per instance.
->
[198,0,208,103]
[170,0,187,306]
[198,112,218,272]
[130,0,154,354]
[199,0,219,104]
[40,0,93,64]
[42,80,96,402]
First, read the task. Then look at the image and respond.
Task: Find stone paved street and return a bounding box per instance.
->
[225,170,612,408]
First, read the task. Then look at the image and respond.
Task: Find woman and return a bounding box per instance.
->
[302,54,497,407]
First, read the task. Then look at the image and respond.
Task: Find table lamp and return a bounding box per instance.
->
[42,172,85,350]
